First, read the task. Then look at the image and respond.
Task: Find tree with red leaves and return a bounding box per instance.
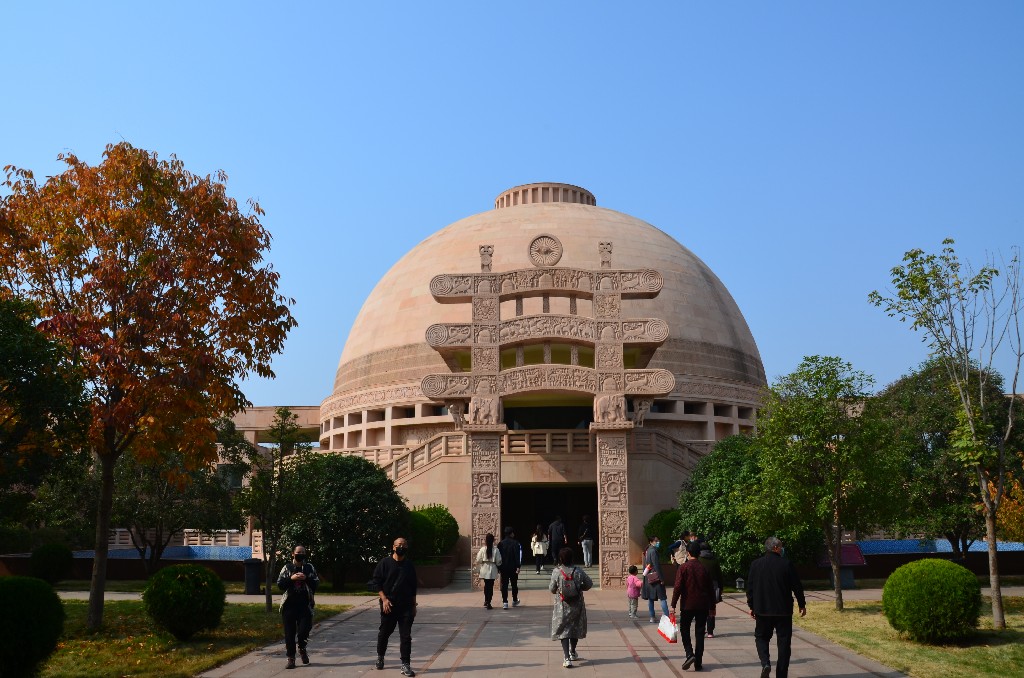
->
[0,143,296,630]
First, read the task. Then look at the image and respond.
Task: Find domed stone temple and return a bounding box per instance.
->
[318,183,765,588]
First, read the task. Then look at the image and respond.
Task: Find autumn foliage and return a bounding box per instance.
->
[0,142,296,628]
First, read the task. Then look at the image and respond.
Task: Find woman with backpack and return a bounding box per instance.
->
[475,533,502,610]
[548,546,593,668]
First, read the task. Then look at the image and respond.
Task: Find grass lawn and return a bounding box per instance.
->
[40,600,350,678]
[56,580,378,595]
[796,596,1024,678]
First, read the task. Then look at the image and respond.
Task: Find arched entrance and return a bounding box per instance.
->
[501,483,598,565]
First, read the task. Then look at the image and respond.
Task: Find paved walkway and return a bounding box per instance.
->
[194,586,915,678]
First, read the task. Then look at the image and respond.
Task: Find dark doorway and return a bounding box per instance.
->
[504,406,592,430]
[501,484,598,565]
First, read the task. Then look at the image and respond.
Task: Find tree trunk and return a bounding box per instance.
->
[264,552,275,613]
[824,525,844,611]
[983,508,1005,630]
[87,453,116,631]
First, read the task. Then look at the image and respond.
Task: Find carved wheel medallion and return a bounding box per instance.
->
[529,234,563,267]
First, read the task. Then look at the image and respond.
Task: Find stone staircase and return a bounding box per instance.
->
[450,564,601,590]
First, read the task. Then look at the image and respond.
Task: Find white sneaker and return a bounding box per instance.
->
[569,651,579,661]
[513,599,520,607]
[502,602,509,609]
[563,658,573,668]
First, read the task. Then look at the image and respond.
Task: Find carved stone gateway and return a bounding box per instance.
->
[420,238,674,590]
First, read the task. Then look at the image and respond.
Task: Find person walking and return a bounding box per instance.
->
[625,565,643,618]
[497,526,522,609]
[371,536,419,676]
[671,541,715,671]
[577,515,595,568]
[641,534,670,623]
[746,536,806,678]
[277,545,320,670]
[531,524,549,573]
[474,533,501,610]
[549,546,593,668]
[698,540,725,638]
[548,516,568,565]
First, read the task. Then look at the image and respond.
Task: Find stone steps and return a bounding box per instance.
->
[450,565,601,590]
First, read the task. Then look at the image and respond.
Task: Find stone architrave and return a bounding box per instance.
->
[594,428,631,589]
[468,430,504,590]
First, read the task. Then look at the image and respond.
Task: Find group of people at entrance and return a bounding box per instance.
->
[277,532,804,677]
[528,514,596,572]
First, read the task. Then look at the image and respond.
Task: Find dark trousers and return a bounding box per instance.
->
[706,603,717,634]
[754,615,793,677]
[500,570,518,602]
[483,578,495,606]
[678,609,708,665]
[377,604,415,664]
[282,604,312,658]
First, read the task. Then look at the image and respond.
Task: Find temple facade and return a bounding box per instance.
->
[316,183,766,588]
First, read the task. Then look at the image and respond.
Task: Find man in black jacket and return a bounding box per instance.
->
[746,536,806,678]
[497,526,522,609]
[277,545,320,670]
[548,516,567,565]
[371,537,418,676]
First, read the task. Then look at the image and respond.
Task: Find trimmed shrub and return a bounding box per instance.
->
[882,558,981,643]
[643,508,682,562]
[31,542,74,584]
[414,504,459,556]
[405,511,438,558]
[0,576,65,677]
[143,564,225,640]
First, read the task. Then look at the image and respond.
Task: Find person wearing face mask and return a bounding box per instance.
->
[370,537,418,676]
[277,545,320,669]
[641,535,670,623]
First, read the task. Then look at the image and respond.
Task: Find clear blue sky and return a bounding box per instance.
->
[3,2,1022,406]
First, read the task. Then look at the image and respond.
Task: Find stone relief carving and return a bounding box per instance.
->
[596,345,623,369]
[632,398,653,427]
[469,381,501,425]
[395,425,455,445]
[472,346,499,372]
[421,374,471,398]
[446,400,466,430]
[593,294,620,318]
[472,471,499,507]
[600,470,628,508]
[479,245,493,272]
[469,436,500,457]
[601,549,627,587]
[430,267,660,298]
[475,326,495,344]
[529,234,563,267]
[498,315,595,343]
[598,509,628,546]
[623,370,675,395]
[594,392,627,423]
[597,437,627,467]
[599,241,612,268]
[472,511,499,545]
[472,297,498,321]
[498,365,598,395]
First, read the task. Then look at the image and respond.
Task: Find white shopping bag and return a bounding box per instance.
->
[657,613,677,643]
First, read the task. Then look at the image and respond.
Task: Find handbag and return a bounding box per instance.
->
[657,613,677,643]
[646,570,661,585]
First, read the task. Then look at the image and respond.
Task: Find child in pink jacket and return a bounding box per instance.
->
[626,565,643,618]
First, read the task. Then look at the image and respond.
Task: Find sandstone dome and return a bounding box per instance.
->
[320,183,764,450]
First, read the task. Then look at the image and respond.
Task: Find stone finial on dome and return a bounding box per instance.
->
[494,183,596,209]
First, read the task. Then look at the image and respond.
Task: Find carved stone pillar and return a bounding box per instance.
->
[593,426,631,589]
[467,426,505,590]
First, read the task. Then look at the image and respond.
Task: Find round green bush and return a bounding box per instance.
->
[882,558,981,643]
[0,576,65,677]
[143,565,225,640]
[31,542,74,584]
[414,504,459,556]
[405,511,438,557]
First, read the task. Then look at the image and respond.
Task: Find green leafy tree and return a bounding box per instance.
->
[27,449,99,549]
[229,408,310,612]
[0,296,88,522]
[0,144,296,630]
[679,435,826,580]
[111,450,240,574]
[283,453,409,588]
[870,239,1022,629]
[873,359,1019,556]
[747,356,908,611]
